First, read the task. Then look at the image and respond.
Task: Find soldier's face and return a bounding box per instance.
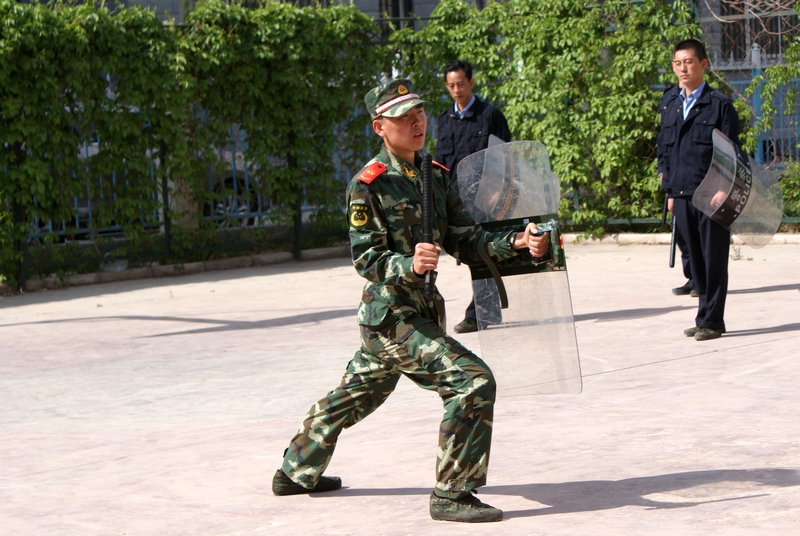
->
[671,48,707,92]
[373,105,427,161]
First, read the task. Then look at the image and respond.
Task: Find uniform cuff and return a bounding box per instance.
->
[487,232,518,259]
[401,255,424,282]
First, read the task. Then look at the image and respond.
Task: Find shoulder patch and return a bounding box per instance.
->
[432,161,449,173]
[349,203,370,228]
[357,162,386,184]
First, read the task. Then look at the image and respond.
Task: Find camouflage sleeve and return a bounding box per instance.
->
[346,179,424,286]
[436,169,518,265]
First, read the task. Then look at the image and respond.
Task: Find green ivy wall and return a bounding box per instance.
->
[2,0,797,288]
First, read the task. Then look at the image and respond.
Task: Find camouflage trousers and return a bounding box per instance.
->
[281,313,496,497]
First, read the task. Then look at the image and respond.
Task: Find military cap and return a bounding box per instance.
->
[364,79,429,119]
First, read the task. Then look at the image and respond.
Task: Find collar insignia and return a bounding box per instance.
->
[401,163,418,181]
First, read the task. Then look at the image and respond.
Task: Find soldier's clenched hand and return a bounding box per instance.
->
[512,223,550,258]
[413,242,441,276]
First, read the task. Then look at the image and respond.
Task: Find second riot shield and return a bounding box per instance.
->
[692,129,783,248]
[457,141,582,395]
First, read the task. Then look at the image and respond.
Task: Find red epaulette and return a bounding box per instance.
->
[432,160,449,173]
[357,162,386,184]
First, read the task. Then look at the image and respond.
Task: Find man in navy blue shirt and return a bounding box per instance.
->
[435,60,512,333]
[659,39,741,341]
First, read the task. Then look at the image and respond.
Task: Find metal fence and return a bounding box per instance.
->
[10,123,359,289]
[729,76,800,165]
[699,1,800,166]
[701,1,798,65]
[24,124,355,239]
[27,141,162,243]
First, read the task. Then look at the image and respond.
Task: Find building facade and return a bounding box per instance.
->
[697,1,799,163]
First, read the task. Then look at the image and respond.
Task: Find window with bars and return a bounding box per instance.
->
[378,0,414,36]
[714,1,799,63]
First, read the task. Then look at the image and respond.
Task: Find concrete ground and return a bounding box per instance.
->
[1,240,799,535]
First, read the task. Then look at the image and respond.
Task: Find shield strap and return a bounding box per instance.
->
[476,233,509,309]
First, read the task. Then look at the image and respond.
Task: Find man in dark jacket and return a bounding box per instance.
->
[660,39,741,341]
[435,60,512,333]
[658,83,697,298]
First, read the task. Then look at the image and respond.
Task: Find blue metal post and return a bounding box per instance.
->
[751,43,766,165]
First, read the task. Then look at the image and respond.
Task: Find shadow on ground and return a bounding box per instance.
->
[573,283,800,324]
[327,468,800,519]
[729,283,800,294]
[725,322,800,337]
[0,257,354,306]
[574,305,693,323]
[0,309,358,336]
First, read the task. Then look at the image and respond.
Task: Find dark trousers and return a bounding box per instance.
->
[465,280,502,328]
[675,227,692,283]
[465,296,477,319]
[673,197,730,331]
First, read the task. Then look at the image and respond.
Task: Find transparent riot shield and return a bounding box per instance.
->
[692,129,784,248]
[458,141,582,395]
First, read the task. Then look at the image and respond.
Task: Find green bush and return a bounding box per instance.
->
[392,0,699,233]
[3,0,795,289]
[174,1,382,229]
[0,0,181,285]
[779,163,800,219]
[0,0,385,286]
[0,206,11,283]
[746,33,800,219]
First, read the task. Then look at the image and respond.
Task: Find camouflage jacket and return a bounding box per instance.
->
[346,146,520,328]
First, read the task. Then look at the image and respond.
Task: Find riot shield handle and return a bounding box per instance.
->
[477,234,509,309]
[547,219,564,268]
[529,219,563,269]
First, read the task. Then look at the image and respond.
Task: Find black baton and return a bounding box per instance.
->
[663,195,676,268]
[669,214,676,268]
[421,153,436,298]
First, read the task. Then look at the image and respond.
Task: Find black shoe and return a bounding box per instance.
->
[271,469,341,496]
[454,318,478,333]
[430,491,503,523]
[672,281,694,295]
[690,288,699,298]
[694,328,724,341]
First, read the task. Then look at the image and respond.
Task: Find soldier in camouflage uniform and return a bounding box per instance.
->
[272,79,551,523]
